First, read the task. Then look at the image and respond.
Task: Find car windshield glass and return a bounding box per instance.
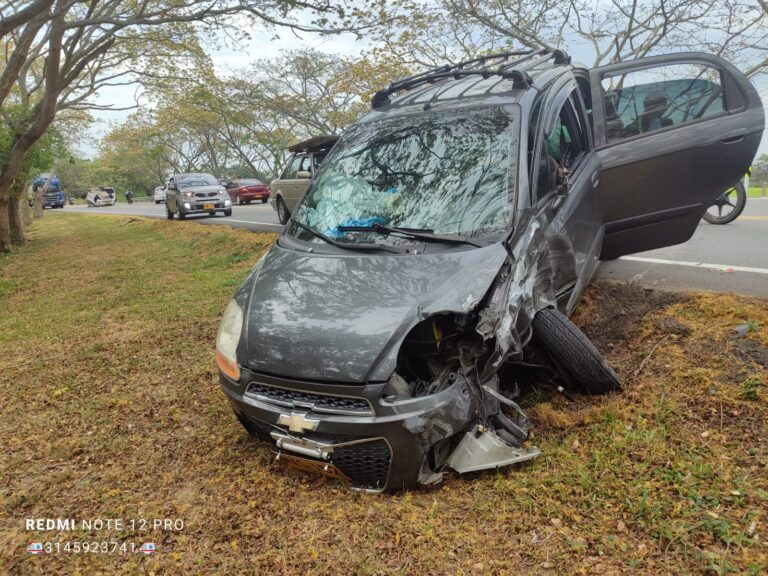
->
[178,174,217,187]
[292,106,516,241]
[240,179,264,186]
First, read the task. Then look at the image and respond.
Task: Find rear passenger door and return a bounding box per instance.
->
[590,53,764,259]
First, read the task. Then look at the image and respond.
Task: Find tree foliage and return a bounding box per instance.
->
[364,1,768,75]
[0,0,363,251]
[93,47,410,191]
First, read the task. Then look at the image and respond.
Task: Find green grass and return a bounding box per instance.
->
[0,213,766,575]
[747,186,766,198]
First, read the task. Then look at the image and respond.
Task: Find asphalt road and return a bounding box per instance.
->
[63,197,768,298]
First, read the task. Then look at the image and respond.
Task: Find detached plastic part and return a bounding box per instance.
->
[446,426,540,474]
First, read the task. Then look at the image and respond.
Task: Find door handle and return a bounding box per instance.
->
[721,128,748,144]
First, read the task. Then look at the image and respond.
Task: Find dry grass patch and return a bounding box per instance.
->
[0,214,766,575]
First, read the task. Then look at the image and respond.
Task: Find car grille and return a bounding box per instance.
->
[332,439,391,490]
[245,383,373,415]
[195,192,218,198]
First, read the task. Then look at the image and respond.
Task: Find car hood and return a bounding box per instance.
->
[242,241,509,383]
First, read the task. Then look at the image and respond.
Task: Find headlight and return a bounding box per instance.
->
[183,191,194,197]
[218,187,226,195]
[216,299,243,381]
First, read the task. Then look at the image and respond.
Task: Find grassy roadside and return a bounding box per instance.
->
[1,213,766,575]
[747,187,766,199]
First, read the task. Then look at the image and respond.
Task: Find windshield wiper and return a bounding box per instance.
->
[336,223,484,247]
[290,219,407,254]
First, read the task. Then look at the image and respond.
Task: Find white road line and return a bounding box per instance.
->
[620,256,768,275]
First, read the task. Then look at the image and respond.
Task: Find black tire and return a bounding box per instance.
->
[223,208,232,217]
[166,204,174,219]
[178,207,186,220]
[261,197,268,204]
[532,308,621,394]
[702,181,747,225]
[276,197,290,225]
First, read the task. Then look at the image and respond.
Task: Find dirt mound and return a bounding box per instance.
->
[571,280,683,350]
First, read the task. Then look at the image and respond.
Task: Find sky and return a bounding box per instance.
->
[82,18,768,160]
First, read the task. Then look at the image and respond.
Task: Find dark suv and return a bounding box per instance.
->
[216,49,763,491]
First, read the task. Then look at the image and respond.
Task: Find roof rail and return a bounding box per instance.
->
[371,48,571,109]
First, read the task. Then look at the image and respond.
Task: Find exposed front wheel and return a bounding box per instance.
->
[261,197,268,204]
[178,208,186,220]
[223,208,232,217]
[276,197,290,225]
[532,308,621,394]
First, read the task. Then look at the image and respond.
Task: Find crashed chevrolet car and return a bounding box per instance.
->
[216,49,763,490]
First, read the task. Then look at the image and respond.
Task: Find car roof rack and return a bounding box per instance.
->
[371,48,571,109]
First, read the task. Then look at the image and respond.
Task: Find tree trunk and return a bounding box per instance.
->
[0,7,64,223]
[9,192,27,245]
[0,196,10,253]
[33,186,44,217]
[21,192,32,227]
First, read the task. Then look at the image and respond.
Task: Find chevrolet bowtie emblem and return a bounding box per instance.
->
[278,412,319,434]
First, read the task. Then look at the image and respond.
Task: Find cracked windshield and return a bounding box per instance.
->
[293,106,517,242]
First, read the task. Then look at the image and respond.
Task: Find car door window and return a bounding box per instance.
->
[533,92,587,203]
[282,156,301,180]
[601,63,724,142]
[297,156,312,174]
[312,152,327,173]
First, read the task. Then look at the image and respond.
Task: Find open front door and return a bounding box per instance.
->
[590,52,764,259]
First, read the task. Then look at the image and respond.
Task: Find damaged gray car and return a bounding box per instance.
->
[216,49,763,490]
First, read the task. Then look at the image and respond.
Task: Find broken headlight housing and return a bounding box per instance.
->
[216,299,243,381]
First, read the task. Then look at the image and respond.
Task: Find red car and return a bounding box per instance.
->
[226,178,270,205]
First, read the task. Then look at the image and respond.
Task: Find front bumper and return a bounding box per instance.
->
[180,200,229,213]
[220,367,473,490]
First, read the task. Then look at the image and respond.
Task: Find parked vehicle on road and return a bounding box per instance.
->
[226,178,270,205]
[154,186,166,204]
[270,135,337,224]
[165,172,232,219]
[86,187,117,207]
[217,49,763,491]
[31,174,65,209]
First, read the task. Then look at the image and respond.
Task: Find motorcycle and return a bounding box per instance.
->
[702,179,747,225]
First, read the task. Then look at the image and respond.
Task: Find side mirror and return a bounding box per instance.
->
[296,170,311,180]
